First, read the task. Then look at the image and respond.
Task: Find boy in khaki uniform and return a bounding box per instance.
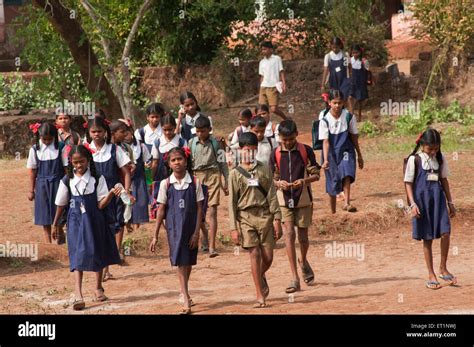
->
[270,119,321,294]
[189,116,229,258]
[229,132,282,308]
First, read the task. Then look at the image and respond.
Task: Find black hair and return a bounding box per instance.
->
[278,119,298,137]
[160,114,177,128]
[239,108,253,119]
[86,116,111,144]
[35,122,59,149]
[55,112,71,119]
[179,91,201,112]
[331,37,344,50]
[166,147,193,176]
[250,115,267,129]
[94,109,106,119]
[66,145,100,182]
[239,132,258,147]
[109,120,129,134]
[261,41,274,49]
[410,128,443,166]
[256,104,270,114]
[351,44,363,59]
[146,103,166,117]
[125,122,138,146]
[329,89,344,101]
[194,115,211,129]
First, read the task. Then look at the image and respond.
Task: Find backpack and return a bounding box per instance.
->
[312,111,353,151]
[138,127,146,144]
[274,142,309,171]
[189,136,223,175]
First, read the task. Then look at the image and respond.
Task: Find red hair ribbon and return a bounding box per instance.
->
[55,124,62,130]
[415,132,424,145]
[83,142,96,154]
[321,93,329,103]
[29,123,41,134]
[82,121,89,129]
[119,118,133,127]
[163,152,168,161]
[183,146,191,158]
[103,119,111,126]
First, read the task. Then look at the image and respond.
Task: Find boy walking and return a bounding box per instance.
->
[270,120,321,293]
[229,132,282,308]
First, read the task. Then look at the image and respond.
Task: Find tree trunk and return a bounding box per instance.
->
[32,0,123,118]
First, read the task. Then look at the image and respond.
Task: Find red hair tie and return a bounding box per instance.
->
[119,118,133,127]
[82,121,88,129]
[29,123,41,134]
[183,146,191,159]
[103,119,111,126]
[83,142,96,154]
[55,124,62,130]
[321,93,329,103]
[163,152,168,161]
[415,132,424,145]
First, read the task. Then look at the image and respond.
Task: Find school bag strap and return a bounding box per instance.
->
[403,154,421,204]
[235,165,268,199]
[138,127,146,144]
[274,142,308,171]
[189,136,223,175]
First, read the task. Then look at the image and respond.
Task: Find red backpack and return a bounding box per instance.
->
[274,142,308,170]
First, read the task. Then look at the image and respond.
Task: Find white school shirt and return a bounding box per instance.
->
[318,109,358,140]
[404,152,450,183]
[88,142,131,168]
[259,54,284,88]
[264,121,280,143]
[323,51,348,67]
[230,125,250,146]
[26,141,68,169]
[131,142,151,164]
[55,170,109,206]
[157,172,204,204]
[134,124,163,147]
[185,112,213,135]
[256,137,277,166]
[351,57,369,70]
[151,134,187,159]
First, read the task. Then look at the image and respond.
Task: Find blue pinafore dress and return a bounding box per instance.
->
[64,177,120,271]
[33,145,64,226]
[328,54,351,100]
[131,144,150,224]
[93,144,124,233]
[412,156,451,240]
[350,59,369,101]
[322,113,356,196]
[165,179,198,266]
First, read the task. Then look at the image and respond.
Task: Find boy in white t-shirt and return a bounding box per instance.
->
[258,41,287,121]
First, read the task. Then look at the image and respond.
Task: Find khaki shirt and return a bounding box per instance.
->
[190,136,229,183]
[228,161,281,230]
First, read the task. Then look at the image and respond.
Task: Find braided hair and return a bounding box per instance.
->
[410,128,443,166]
[66,145,100,182]
[35,122,59,149]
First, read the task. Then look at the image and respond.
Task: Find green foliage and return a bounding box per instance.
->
[359,120,379,137]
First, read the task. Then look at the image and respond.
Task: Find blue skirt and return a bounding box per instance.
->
[34,177,60,226]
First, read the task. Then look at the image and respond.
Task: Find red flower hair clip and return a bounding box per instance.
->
[119,118,133,127]
[83,142,96,154]
[29,123,41,134]
[183,146,191,158]
[83,121,89,129]
[415,132,424,145]
[321,93,329,103]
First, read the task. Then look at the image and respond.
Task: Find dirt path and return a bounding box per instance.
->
[1,133,473,314]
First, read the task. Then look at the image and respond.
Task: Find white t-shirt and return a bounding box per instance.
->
[134,124,163,147]
[318,109,358,140]
[264,121,280,143]
[131,142,151,164]
[157,172,204,204]
[26,141,68,169]
[351,57,369,70]
[404,152,450,183]
[55,170,109,206]
[151,134,187,159]
[323,51,348,67]
[257,137,277,166]
[259,54,284,88]
[89,142,131,168]
[230,125,250,146]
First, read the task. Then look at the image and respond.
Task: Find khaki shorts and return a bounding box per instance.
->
[237,207,275,249]
[281,204,313,228]
[259,87,279,107]
[194,168,221,207]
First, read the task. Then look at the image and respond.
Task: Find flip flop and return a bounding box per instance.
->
[298,259,315,285]
[72,298,85,311]
[285,280,300,294]
[439,274,457,285]
[425,281,441,290]
[103,272,113,282]
[343,204,357,212]
[209,250,219,258]
[179,307,192,315]
[253,302,267,309]
[93,289,108,302]
[262,276,269,298]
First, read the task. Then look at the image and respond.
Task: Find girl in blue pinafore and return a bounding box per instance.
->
[150,115,186,218]
[52,145,121,311]
[319,89,364,214]
[349,44,371,121]
[404,128,457,290]
[86,117,133,281]
[149,146,204,315]
[321,37,352,101]
[26,122,68,243]
[124,124,151,227]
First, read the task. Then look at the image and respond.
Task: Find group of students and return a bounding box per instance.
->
[25,39,457,314]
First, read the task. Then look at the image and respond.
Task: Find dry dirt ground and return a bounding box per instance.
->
[0,130,473,315]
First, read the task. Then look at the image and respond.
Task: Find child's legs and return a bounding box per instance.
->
[260,245,274,275]
[282,217,299,281]
[115,227,124,254]
[439,233,451,272]
[270,105,286,120]
[95,269,104,291]
[423,240,437,280]
[208,206,217,250]
[43,225,52,243]
[74,270,84,299]
[248,246,264,301]
[297,228,310,264]
[347,96,355,114]
[343,177,352,205]
[177,266,192,307]
[329,195,337,214]
[200,222,209,247]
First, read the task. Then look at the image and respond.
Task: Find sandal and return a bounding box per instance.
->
[103,271,113,282]
[253,301,267,309]
[72,298,85,311]
[439,274,457,285]
[93,288,108,302]
[262,276,269,298]
[343,204,357,212]
[298,259,315,285]
[425,281,441,290]
[179,307,192,315]
[209,250,219,258]
[285,280,301,294]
